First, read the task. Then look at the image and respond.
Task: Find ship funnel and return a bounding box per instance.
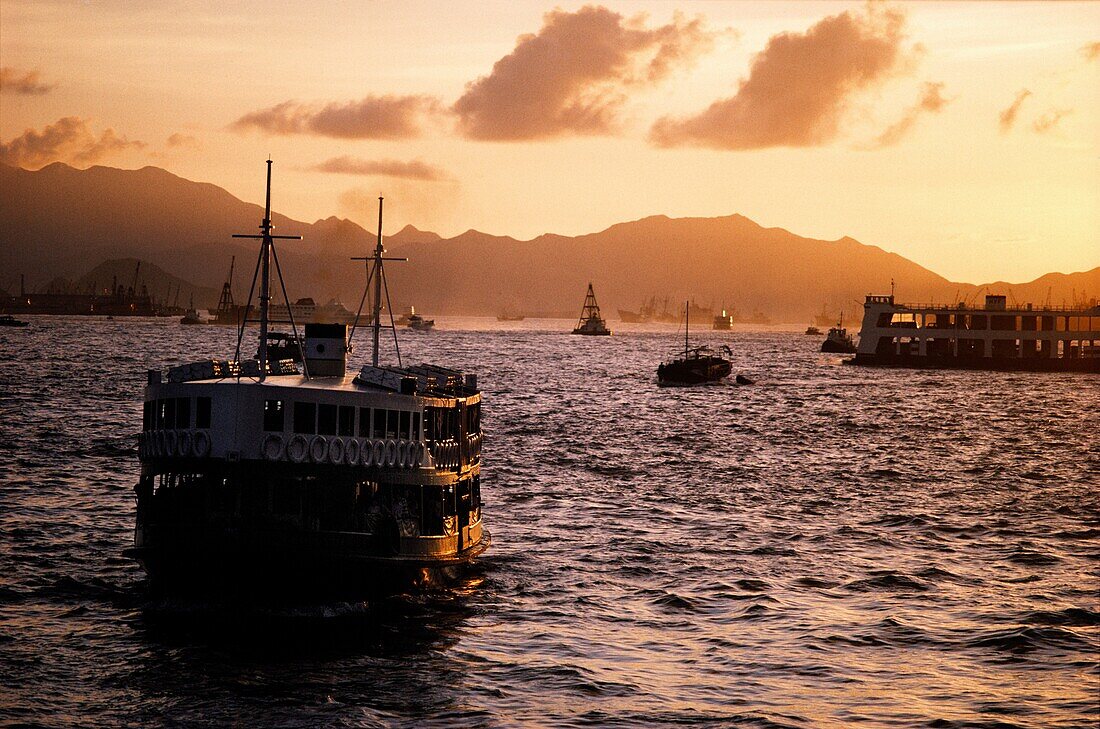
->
[304,323,348,377]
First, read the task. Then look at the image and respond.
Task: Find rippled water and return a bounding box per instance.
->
[1,317,1097,728]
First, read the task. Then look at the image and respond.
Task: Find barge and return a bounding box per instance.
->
[849,294,1099,372]
[127,162,488,596]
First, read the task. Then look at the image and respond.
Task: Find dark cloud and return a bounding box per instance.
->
[998,89,1031,134]
[649,6,911,150]
[453,6,715,141]
[1031,108,1072,135]
[0,117,144,167]
[1082,41,1100,61]
[166,132,199,148]
[312,156,450,181]
[231,95,440,140]
[0,67,53,95]
[871,81,950,148]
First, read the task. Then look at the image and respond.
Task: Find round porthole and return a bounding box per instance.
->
[316,343,326,354]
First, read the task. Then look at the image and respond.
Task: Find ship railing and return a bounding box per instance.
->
[886,302,1098,314]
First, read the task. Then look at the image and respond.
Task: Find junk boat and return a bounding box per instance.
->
[657,301,732,385]
[821,314,856,353]
[127,161,488,596]
[572,283,611,335]
[850,293,1100,372]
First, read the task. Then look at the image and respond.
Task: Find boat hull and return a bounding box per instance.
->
[848,353,1099,372]
[657,359,732,385]
[821,339,857,353]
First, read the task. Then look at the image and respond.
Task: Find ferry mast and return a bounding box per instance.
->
[351,196,406,367]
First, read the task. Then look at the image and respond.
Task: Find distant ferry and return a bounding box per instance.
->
[850,294,1099,372]
[128,162,488,596]
[712,309,733,330]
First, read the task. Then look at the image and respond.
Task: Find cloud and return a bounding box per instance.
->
[166,132,199,148]
[0,67,53,95]
[870,81,950,148]
[231,95,440,140]
[0,117,144,167]
[1032,108,1072,135]
[649,6,912,150]
[998,89,1031,133]
[312,156,450,181]
[1082,41,1100,61]
[453,6,716,141]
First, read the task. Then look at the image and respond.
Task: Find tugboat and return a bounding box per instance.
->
[571,283,612,335]
[179,294,204,325]
[657,302,732,385]
[821,314,857,353]
[127,161,488,596]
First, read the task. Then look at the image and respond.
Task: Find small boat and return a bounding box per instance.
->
[735,374,754,385]
[0,314,29,327]
[821,325,857,353]
[496,312,525,322]
[572,283,612,335]
[406,307,435,331]
[657,302,732,385]
[805,326,821,335]
[179,294,204,325]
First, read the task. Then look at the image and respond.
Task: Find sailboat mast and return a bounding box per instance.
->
[371,197,384,367]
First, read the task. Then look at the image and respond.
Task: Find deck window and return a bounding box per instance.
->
[373,409,386,438]
[338,406,355,436]
[400,410,411,439]
[318,404,337,435]
[412,412,421,440]
[175,397,190,429]
[196,397,211,428]
[263,399,285,432]
[386,410,399,439]
[358,408,371,437]
[293,402,316,434]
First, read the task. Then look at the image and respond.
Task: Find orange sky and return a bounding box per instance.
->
[1,1,1097,283]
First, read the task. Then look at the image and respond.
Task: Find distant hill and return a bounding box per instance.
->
[2,162,1096,320]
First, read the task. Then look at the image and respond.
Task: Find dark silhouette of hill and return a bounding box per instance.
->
[2,162,1096,320]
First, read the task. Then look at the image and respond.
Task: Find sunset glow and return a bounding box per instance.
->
[1,1,1097,282]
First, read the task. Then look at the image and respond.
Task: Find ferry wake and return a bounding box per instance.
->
[127,161,488,597]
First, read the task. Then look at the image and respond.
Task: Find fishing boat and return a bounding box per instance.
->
[571,283,611,335]
[127,161,488,597]
[657,302,732,385]
[0,314,29,327]
[821,325,857,353]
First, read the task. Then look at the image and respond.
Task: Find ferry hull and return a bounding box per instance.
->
[849,353,1099,372]
[126,528,490,597]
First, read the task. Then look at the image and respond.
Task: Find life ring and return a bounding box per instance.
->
[359,439,373,466]
[178,430,193,459]
[261,433,283,461]
[396,441,408,468]
[410,442,424,468]
[372,439,385,466]
[193,430,211,458]
[344,437,360,466]
[165,431,178,458]
[385,439,398,467]
[286,434,308,463]
[310,435,329,463]
[328,437,345,465]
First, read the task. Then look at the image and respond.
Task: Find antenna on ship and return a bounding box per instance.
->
[231,159,305,381]
[350,196,407,367]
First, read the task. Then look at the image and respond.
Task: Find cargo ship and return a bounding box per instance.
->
[849,294,1099,372]
[127,161,488,596]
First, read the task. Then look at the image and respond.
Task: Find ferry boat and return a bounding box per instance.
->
[657,302,732,385]
[850,293,1100,372]
[127,161,488,596]
[572,283,611,335]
